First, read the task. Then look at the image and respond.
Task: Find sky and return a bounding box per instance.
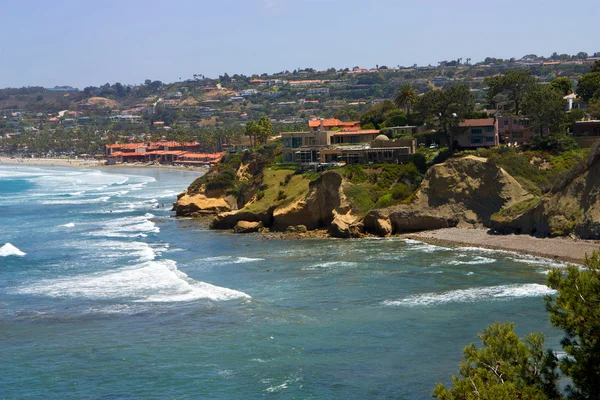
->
[0,0,598,89]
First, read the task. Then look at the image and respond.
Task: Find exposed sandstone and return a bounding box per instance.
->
[491,150,600,239]
[365,156,532,235]
[328,212,362,238]
[172,193,231,217]
[233,220,263,233]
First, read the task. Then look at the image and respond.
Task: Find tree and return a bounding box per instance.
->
[576,72,600,101]
[550,77,573,95]
[485,69,537,115]
[256,116,272,145]
[546,251,600,399]
[394,84,419,120]
[522,84,567,134]
[415,84,474,150]
[433,322,560,400]
[591,60,600,73]
[244,120,263,147]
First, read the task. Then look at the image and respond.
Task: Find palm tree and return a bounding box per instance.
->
[394,84,419,121]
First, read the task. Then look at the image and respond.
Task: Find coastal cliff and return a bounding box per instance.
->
[363,156,532,235]
[174,144,600,240]
[491,148,600,238]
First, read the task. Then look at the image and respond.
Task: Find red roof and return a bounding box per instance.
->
[332,129,380,135]
[458,118,496,128]
[308,118,361,128]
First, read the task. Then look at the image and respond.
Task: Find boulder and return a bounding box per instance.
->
[363,212,393,237]
[233,220,263,234]
[286,225,308,233]
[328,212,362,238]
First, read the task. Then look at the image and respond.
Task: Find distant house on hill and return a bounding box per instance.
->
[455,118,499,148]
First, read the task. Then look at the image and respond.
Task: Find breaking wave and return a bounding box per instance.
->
[0,243,26,257]
[383,283,556,307]
[15,259,250,303]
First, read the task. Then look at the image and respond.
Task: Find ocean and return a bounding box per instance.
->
[0,164,565,399]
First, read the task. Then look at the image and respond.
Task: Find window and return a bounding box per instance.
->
[512,131,523,138]
[292,137,303,148]
[504,120,509,125]
[523,120,530,126]
[471,137,482,144]
[283,138,291,147]
[486,136,495,142]
[471,128,483,134]
[349,136,360,143]
[284,152,293,162]
[384,151,393,160]
[485,126,494,132]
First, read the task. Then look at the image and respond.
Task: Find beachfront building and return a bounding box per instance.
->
[455,118,499,149]
[105,141,225,165]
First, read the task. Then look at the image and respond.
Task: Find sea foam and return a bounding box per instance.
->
[384,283,556,307]
[15,259,250,302]
[0,243,26,257]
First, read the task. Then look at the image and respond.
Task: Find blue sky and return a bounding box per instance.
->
[0,0,598,88]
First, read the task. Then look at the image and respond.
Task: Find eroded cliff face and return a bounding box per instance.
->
[211,171,361,237]
[364,156,533,235]
[491,151,600,239]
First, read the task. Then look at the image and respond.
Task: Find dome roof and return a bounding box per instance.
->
[375,134,389,141]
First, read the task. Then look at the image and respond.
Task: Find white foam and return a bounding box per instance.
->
[16,259,250,302]
[302,261,358,270]
[62,222,76,228]
[0,243,26,257]
[233,257,264,264]
[86,213,159,238]
[384,283,556,307]
[402,238,451,253]
[41,196,111,205]
[447,256,496,265]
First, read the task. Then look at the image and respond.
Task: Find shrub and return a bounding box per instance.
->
[530,133,579,154]
[205,168,236,191]
[390,182,414,200]
[275,190,287,201]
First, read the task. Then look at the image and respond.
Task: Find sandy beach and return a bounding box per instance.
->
[0,156,209,173]
[408,227,600,265]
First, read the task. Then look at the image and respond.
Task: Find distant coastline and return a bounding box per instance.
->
[0,157,209,173]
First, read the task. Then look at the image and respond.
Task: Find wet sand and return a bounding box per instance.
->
[407,227,600,265]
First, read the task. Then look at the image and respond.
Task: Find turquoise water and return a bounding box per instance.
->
[0,164,564,399]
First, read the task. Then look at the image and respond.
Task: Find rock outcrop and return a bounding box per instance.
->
[172,192,231,217]
[272,172,349,231]
[211,171,349,232]
[491,150,600,239]
[233,220,263,233]
[364,156,532,235]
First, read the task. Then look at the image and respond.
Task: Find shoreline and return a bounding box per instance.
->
[404,227,600,265]
[0,157,209,173]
